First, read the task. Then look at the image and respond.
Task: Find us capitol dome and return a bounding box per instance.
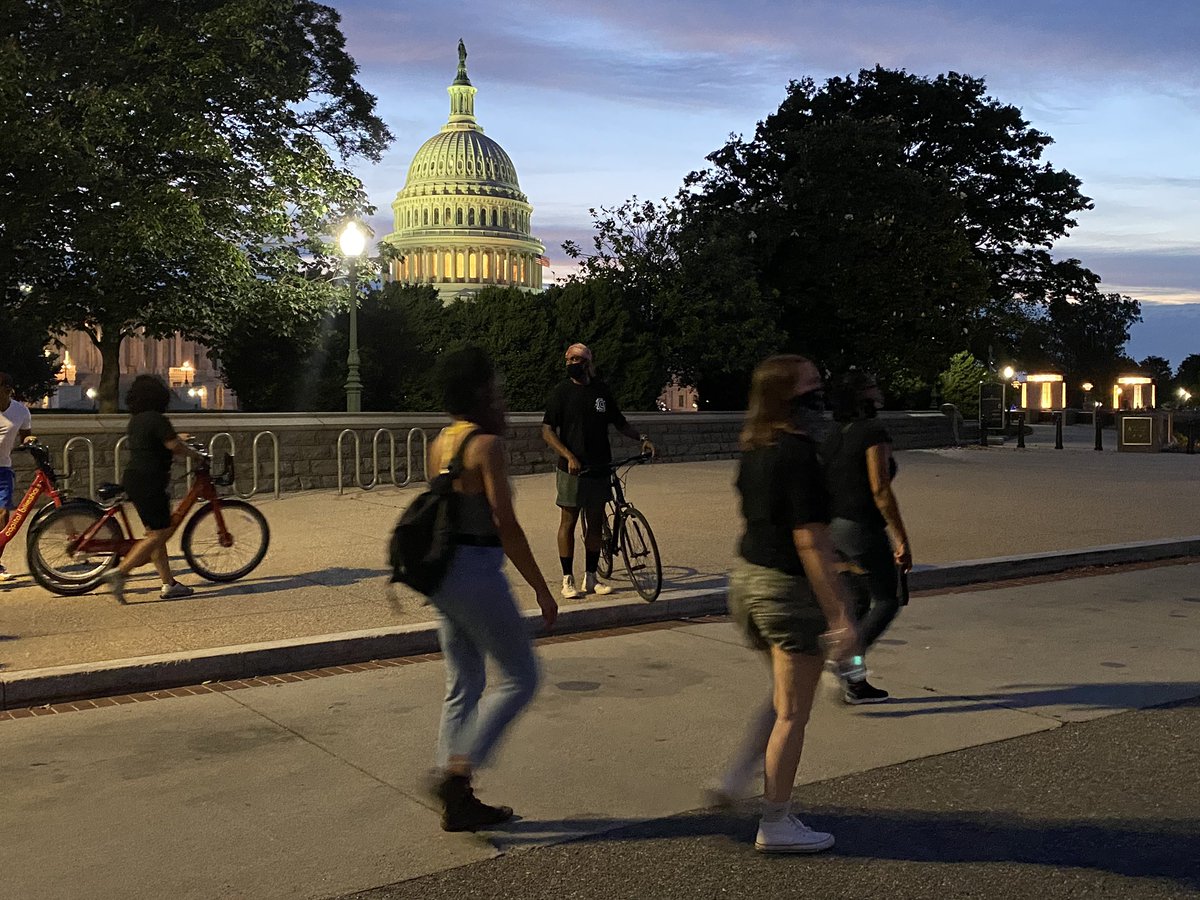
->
[383,41,545,303]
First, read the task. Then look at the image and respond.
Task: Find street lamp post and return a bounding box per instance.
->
[339,222,367,413]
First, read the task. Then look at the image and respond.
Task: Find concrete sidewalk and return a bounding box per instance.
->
[1,429,1198,677]
[2,561,1198,899]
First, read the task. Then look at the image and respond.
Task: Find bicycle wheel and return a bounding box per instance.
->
[598,502,617,579]
[27,505,125,595]
[618,507,662,602]
[181,499,269,582]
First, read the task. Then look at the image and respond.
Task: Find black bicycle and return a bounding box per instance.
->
[588,453,662,602]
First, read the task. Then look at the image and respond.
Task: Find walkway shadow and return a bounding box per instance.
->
[118,567,387,603]
[493,805,1199,889]
[860,681,1200,718]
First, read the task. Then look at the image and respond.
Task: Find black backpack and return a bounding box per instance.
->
[388,430,480,597]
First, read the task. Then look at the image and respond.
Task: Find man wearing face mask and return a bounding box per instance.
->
[542,343,655,599]
[821,371,913,704]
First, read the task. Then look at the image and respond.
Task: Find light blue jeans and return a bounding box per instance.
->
[430,546,541,769]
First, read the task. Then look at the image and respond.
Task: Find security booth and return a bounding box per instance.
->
[1016,372,1066,423]
[1112,375,1156,411]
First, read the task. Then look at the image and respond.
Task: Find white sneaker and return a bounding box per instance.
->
[755,815,835,854]
[160,581,195,600]
[0,564,12,581]
[561,575,582,600]
[583,572,613,595]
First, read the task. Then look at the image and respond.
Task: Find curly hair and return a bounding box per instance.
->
[125,374,171,415]
[831,370,879,423]
[437,346,496,418]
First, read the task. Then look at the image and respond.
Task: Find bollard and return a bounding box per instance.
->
[1016,412,1026,449]
[1054,411,1064,449]
[1094,410,1103,451]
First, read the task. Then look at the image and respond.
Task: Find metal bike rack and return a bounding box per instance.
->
[113,435,128,483]
[62,436,97,499]
[403,427,429,486]
[207,431,281,500]
[337,427,430,494]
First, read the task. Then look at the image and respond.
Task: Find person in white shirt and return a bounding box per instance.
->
[0,372,35,580]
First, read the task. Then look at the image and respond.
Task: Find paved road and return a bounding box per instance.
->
[2,561,1198,899]
[2,425,1198,673]
[343,699,1200,900]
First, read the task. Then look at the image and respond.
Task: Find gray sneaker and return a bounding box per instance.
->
[104,568,127,604]
[160,581,194,600]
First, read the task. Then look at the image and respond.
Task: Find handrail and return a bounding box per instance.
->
[62,436,97,499]
[337,427,430,494]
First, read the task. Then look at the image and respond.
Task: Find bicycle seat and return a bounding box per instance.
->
[97,482,127,503]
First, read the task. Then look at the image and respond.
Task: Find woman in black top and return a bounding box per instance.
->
[104,375,205,603]
[712,354,858,855]
[822,371,913,704]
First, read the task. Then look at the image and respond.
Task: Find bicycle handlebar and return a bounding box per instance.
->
[579,452,653,476]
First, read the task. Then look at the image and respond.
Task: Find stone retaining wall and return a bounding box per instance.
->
[16,411,970,498]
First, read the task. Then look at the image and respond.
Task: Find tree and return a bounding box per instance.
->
[683,113,990,390]
[2,0,392,410]
[939,351,988,418]
[1177,354,1200,393]
[0,299,60,402]
[1138,355,1175,397]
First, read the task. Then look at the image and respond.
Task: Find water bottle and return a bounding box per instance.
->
[841,654,867,683]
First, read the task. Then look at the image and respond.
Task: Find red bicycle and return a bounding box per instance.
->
[27,446,270,597]
[0,442,102,578]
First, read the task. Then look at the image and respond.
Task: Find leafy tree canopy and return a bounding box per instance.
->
[2,0,391,410]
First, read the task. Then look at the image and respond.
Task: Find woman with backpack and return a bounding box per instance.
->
[423,346,558,832]
[821,371,913,703]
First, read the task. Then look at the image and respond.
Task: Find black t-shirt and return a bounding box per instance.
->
[124,411,176,483]
[736,433,830,575]
[822,419,895,528]
[543,378,629,476]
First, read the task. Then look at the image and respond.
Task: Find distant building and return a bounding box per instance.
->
[38,333,233,411]
[383,41,546,303]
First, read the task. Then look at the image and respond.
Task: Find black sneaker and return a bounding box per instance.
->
[436,774,514,832]
[842,679,889,705]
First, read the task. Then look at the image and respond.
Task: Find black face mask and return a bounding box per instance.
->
[789,390,825,426]
[566,362,589,380]
[861,397,881,419]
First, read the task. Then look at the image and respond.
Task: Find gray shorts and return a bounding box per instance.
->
[556,470,612,509]
[728,562,828,656]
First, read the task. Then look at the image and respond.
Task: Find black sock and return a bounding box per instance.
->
[585,550,600,573]
[560,557,573,577]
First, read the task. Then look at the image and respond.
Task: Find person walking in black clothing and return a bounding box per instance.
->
[104,375,206,603]
[712,354,859,853]
[541,343,655,600]
[822,371,913,704]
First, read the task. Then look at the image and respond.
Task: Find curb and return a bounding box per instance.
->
[4,538,1199,709]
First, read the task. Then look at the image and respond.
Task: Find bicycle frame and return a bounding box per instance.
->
[0,467,57,554]
[0,444,76,559]
[69,465,229,559]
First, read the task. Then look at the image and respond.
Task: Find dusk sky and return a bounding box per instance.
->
[334,0,1200,364]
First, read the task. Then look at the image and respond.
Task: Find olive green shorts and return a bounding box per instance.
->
[728,563,828,656]
[556,470,612,509]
